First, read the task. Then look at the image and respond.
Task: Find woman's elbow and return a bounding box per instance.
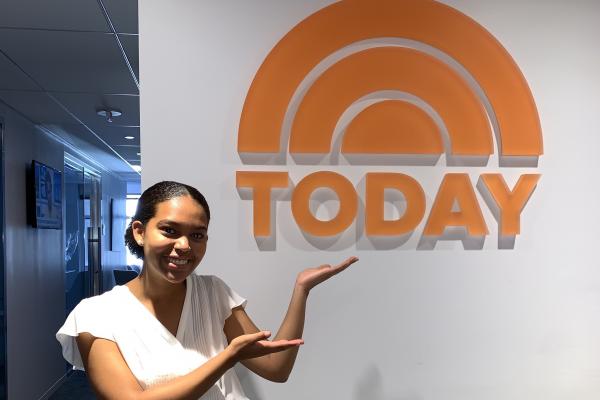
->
[267,366,293,383]
[254,367,291,383]
[267,373,289,383]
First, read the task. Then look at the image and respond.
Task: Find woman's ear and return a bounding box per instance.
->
[131,220,145,246]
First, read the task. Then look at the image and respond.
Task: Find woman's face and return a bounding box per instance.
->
[136,195,209,283]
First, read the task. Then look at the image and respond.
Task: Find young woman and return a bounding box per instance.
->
[56,181,358,400]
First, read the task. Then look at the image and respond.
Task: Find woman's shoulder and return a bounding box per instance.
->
[74,285,126,314]
[56,287,127,368]
[189,273,246,315]
[189,274,238,296]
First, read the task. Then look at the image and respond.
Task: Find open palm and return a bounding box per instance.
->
[296,256,359,292]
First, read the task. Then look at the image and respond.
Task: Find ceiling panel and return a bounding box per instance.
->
[0,90,74,124]
[119,34,139,83]
[0,29,138,94]
[114,145,141,163]
[103,0,138,34]
[0,0,141,182]
[74,119,141,149]
[93,125,140,146]
[52,92,140,127]
[0,52,39,90]
[44,123,138,177]
[0,0,108,32]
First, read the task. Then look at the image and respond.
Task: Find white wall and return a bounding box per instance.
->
[139,1,600,399]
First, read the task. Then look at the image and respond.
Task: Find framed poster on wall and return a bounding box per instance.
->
[28,160,63,229]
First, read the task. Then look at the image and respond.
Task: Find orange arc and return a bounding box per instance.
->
[238,0,542,157]
[290,47,491,155]
[343,100,443,154]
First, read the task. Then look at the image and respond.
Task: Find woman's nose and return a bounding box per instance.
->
[174,236,191,250]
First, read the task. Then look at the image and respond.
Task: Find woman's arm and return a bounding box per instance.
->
[76,330,302,400]
[224,286,307,383]
[224,256,358,382]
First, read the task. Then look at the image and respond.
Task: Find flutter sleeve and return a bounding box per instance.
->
[209,275,247,325]
[55,297,115,370]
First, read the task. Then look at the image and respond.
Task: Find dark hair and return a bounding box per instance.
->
[124,181,210,259]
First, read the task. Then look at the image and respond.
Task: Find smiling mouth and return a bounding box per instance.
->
[166,257,190,266]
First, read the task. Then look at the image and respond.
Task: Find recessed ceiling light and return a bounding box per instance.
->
[132,165,142,173]
[124,136,135,140]
[97,109,122,123]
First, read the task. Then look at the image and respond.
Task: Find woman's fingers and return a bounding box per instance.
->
[232,333,304,360]
[296,256,359,292]
[332,256,359,273]
[318,257,358,280]
[256,339,304,355]
[234,331,270,346]
[318,256,358,272]
[259,338,304,349]
[239,332,303,349]
[248,331,271,342]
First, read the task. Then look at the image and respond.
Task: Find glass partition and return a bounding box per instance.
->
[64,163,88,315]
[64,158,102,321]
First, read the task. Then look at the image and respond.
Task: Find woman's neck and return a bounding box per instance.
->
[128,267,186,304]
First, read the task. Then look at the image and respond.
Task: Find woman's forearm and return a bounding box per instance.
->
[136,348,236,400]
[268,284,309,380]
[235,258,357,383]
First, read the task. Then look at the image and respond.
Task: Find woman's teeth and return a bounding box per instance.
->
[168,258,189,265]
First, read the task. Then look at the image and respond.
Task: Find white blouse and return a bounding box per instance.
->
[56,274,249,400]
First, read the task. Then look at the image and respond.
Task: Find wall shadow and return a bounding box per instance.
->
[353,364,423,400]
[476,177,516,250]
[417,227,486,250]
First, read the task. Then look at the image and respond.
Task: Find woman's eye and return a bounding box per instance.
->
[162,227,176,235]
[192,232,205,240]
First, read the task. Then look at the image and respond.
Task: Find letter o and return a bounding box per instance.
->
[291,171,358,236]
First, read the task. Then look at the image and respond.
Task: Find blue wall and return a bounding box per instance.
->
[0,100,127,399]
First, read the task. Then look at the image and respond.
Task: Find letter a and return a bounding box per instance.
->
[424,173,488,236]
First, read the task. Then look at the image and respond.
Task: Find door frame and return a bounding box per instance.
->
[0,117,7,400]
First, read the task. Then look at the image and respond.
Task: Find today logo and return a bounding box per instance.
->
[236,0,543,250]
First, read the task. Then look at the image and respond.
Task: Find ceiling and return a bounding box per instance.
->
[0,0,140,181]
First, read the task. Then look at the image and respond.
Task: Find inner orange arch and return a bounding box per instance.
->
[238,0,543,157]
[342,100,443,154]
[290,47,492,156]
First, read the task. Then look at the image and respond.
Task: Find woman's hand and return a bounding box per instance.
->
[296,256,359,294]
[226,331,304,363]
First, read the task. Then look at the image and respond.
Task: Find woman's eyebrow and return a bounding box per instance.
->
[156,219,207,230]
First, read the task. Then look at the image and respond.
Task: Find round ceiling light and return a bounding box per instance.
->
[97,109,122,123]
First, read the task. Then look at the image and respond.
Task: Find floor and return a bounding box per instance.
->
[48,371,96,400]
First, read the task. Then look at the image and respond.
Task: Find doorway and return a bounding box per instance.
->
[63,156,102,318]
